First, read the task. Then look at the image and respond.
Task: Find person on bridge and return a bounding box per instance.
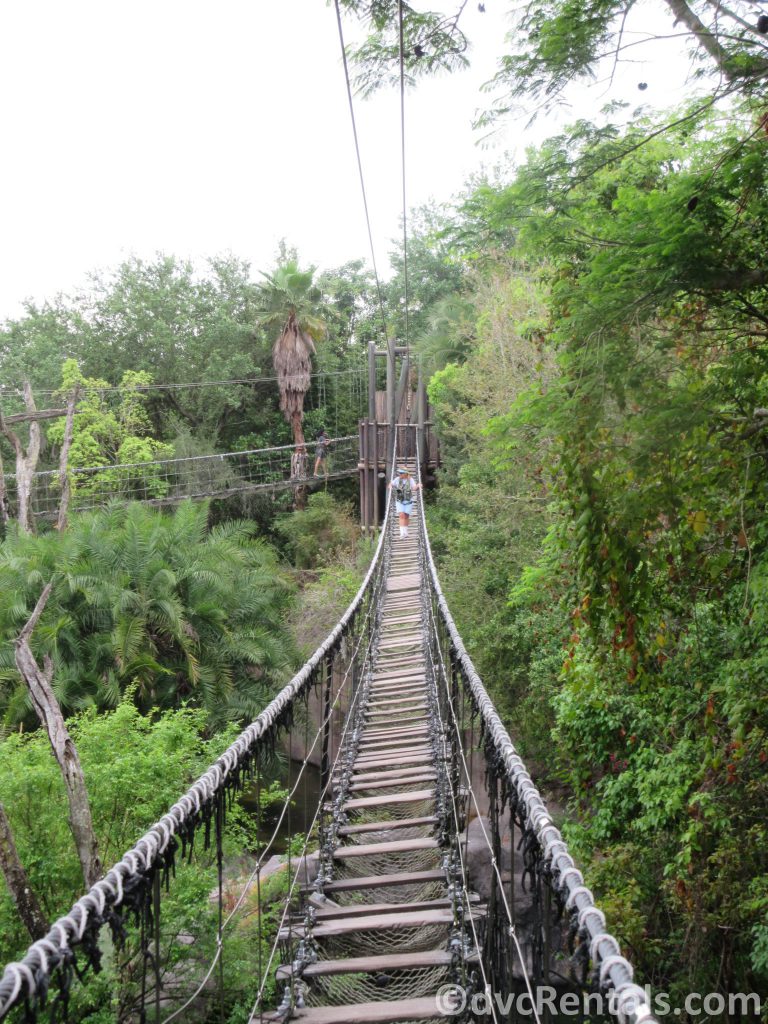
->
[314,427,330,478]
[390,466,421,539]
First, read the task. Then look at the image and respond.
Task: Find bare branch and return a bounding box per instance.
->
[0,803,49,941]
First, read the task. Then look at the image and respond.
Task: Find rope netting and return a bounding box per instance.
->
[304,963,450,1006]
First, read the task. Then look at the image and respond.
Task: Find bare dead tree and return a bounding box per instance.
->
[14,582,101,889]
[0,384,44,533]
[56,385,80,531]
[0,803,48,940]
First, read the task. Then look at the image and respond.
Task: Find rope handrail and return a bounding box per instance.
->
[414,440,660,1024]
[0,465,395,1021]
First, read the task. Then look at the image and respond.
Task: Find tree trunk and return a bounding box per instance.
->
[56,385,80,531]
[15,583,101,889]
[290,412,308,510]
[0,382,42,533]
[0,803,49,940]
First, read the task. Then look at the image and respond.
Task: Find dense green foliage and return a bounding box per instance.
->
[0,501,296,729]
[0,254,371,466]
[0,700,290,1023]
[420,102,768,1010]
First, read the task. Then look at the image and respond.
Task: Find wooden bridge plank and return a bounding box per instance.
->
[369,695,427,709]
[351,754,434,771]
[342,788,435,810]
[354,746,432,762]
[358,725,429,740]
[348,773,436,792]
[338,815,438,835]
[305,896,467,919]
[333,837,438,858]
[276,948,478,980]
[372,669,426,682]
[262,995,446,1023]
[305,869,445,894]
[304,895,480,921]
[279,907,453,939]
[348,765,437,784]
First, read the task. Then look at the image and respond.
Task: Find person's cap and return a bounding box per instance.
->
[398,466,408,474]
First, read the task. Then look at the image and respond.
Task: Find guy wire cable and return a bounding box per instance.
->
[398,0,410,362]
[399,2,411,419]
[333,0,392,345]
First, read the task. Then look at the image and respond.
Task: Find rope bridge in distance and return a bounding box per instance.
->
[0,429,659,1024]
[5,436,360,519]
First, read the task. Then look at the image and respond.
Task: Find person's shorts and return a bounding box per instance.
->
[396,501,413,515]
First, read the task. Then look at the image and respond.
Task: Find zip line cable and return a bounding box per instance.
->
[333,0,393,345]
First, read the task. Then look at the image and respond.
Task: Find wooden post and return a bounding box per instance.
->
[367,415,375,536]
[386,340,396,478]
[417,360,426,473]
[360,420,368,533]
[368,342,376,422]
[372,412,379,530]
[394,354,409,427]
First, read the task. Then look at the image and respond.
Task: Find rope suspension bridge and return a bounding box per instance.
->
[11,435,361,519]
[0,432,660,1024]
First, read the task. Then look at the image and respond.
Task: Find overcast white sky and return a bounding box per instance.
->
[0,0,696,323]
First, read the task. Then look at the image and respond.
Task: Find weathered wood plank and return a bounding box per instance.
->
[260,996,446,1023]
[333,837,438,858]
[349,773,436,792]
[348,765,438,785]
[304,868,444,894]
[354,744,432,761]
[279,907,453,939]
[351,753,434,771]
[342,788,435,810]
[338,815,437,835]
[306,895,478,919]
[276,947,478,979]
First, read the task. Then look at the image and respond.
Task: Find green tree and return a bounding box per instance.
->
[1,255,273,449]
[47,360,175,501]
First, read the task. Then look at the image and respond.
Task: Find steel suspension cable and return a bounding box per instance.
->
[398,0,410,361]
[333,0,392,344]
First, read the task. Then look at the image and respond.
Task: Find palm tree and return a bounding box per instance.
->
[255,261,326,480]
[414,296,475,373]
